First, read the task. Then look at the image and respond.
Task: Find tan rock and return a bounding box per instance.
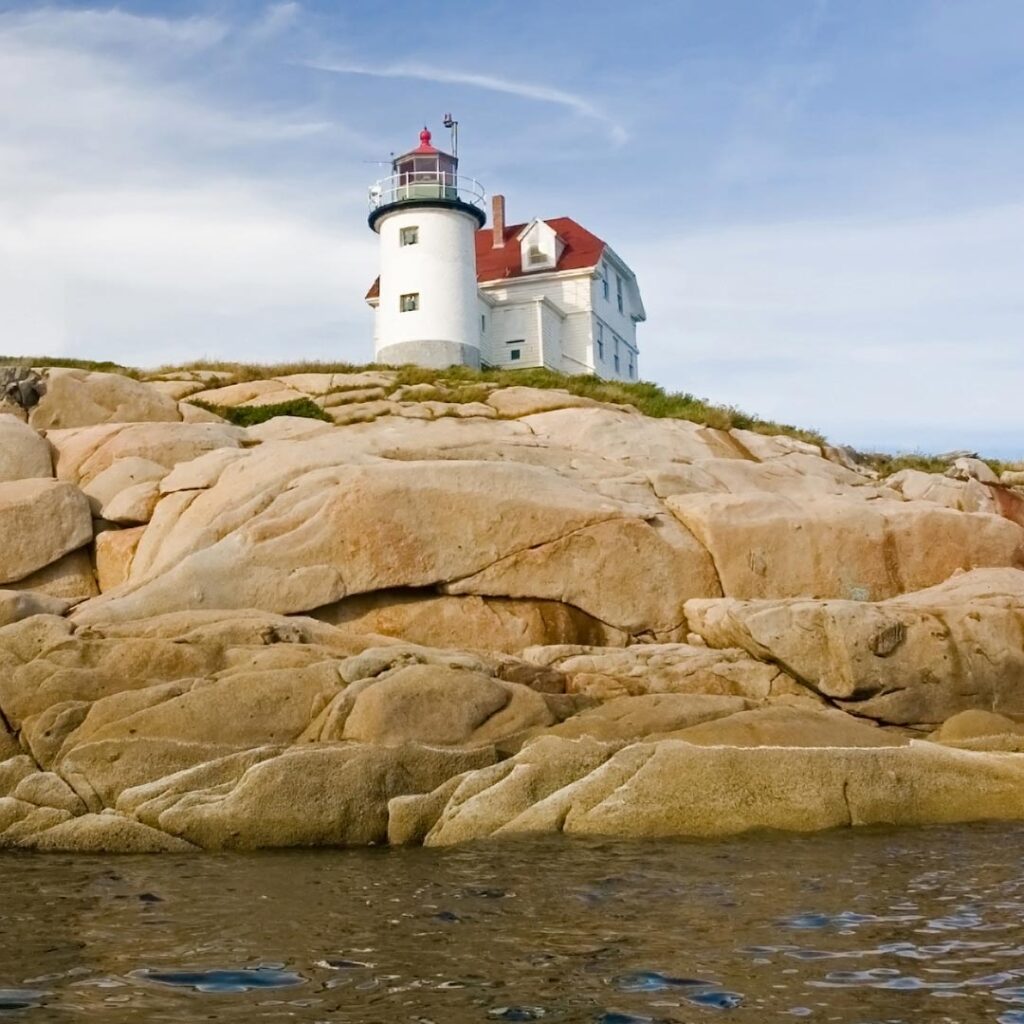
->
[547,693,750,741]
[6,549,98,602]
[274,372,397,394]
[1002,470,1024,487]
[25,812,197,852]
[317,387,388,407]
[102,480,161,524]
[11,770,87,814]
[445,516,721,636]
[29,370,181,429]
[0,589,72,627]
[486,387,603,418]
[178,402,228,424]
[729,429,821,460]
[668,706,906,747]
[73,460,640,623]
[94,527,146,591]
[187,379,297,408]
[48,422,245,487]
[929,709,1024,744]
[314,590,626,652]
[243,417,334,442]
[147,744,494,849]
[332,665,554,747]
[668,493,1024,601]
[522,407,742,463]
[522,643,815,704]
[421,737,1024,845]
[0,415,52,481]
[947,457,999,484]
[0,479,92,585]
[685,568,1024,726]
[147,379,207,400]
[81,457,167,514]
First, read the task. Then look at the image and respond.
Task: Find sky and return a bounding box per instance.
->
[0,0,1021,456]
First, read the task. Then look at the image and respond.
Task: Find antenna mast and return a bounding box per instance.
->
[443,113,458,157]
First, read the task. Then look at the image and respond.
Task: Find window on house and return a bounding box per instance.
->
[399,292,419,312]
[616,275,624,313]
[596,323,605,361]
[480,314,486,333]
[510,349,522,361]
[629,360,635,379]
[527,246,547,265]
[614,354,620,372]
[601,265,609,301]
[400,226,418,246]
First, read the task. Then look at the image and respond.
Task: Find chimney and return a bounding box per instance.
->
[492,194,506,248]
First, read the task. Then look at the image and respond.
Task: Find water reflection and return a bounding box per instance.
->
[0,823,1022,1021]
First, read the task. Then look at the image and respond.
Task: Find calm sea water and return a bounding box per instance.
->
[2,824,1023,1023]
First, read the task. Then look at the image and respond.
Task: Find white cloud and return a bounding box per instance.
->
[0,5,374,366]
[633,204,1024,455]
[305,59,628,145]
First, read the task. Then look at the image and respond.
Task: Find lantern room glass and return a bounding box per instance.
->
[394,152,459,201]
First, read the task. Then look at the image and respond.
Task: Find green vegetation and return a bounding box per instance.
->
[137,358,826,446]
[0,355,143,378]
[5,357,1016,474]
[190,397,330,427]
[864,451,1012,479]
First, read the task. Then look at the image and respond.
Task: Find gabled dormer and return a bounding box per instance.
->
[517,219,564,273]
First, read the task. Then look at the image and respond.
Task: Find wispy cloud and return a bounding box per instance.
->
[304,59,628,145]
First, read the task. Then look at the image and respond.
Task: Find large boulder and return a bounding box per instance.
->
[314,590,626,652]
[125,743,495,850]
[685,568,1024,726]
[0,590,72,627]
[668,493,1024,600]
[416,737,1024,845]
[29,369,182,429]
[48,422,246,487]
[0,480,92,585]
[0,415,51,481]
[73,461,689,630]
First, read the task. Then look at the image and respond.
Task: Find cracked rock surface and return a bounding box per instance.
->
[0,365,1023,851]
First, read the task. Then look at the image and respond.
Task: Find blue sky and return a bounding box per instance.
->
[1,1,1021,456]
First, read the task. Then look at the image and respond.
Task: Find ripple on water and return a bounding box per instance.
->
[487,1008,546,1021]
[131,968,305,993]
[0,990,45,1012]
[612,970,710,992]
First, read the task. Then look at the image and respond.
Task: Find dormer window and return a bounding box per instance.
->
[518,219,563,273]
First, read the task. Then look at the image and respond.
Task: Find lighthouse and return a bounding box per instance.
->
[368,125,487,368]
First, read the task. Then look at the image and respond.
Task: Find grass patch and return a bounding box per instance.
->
[0,355,144,378]
[189,397,330,427]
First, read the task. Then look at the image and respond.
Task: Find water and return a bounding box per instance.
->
[1,823,1023,1022]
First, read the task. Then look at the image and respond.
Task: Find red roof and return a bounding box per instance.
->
[476,218,606,283]
[365,217,606,300]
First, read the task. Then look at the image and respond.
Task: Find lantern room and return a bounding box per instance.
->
[394,128,458,201]
[368,125,486,231]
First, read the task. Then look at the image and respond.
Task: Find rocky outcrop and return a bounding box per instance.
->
[0,363,1021,852]
[0,414,52,481]
[0,480,92,585]
[684,568,1024,726]
[29,369,182,429]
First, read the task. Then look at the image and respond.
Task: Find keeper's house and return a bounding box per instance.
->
[365,126,645,381]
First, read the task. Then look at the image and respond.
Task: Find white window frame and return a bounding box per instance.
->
[399,292,419,312]
[399,226,419,246]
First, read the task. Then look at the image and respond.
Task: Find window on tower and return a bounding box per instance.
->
[399,292,419,312]
[400,226,419,246]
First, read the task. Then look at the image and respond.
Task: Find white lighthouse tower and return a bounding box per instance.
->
[368,125,487,368]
